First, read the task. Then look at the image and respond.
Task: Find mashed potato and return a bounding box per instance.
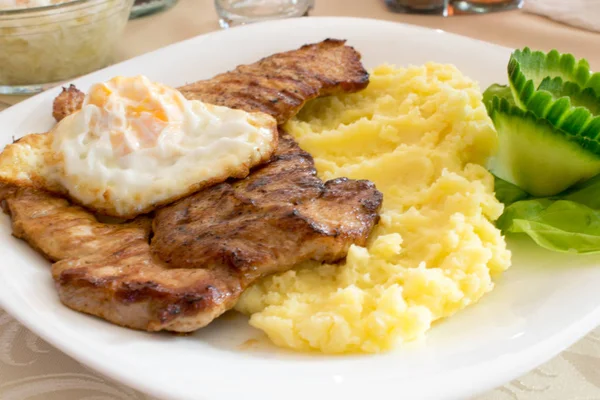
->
[235,63,512,353]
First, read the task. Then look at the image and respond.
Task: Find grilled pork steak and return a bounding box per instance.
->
[3,188,151,263]
[178,39,369,125]
[52,85,84,122]
[2,39,383,332]
[50,132,380,332]
[152,131,382,282]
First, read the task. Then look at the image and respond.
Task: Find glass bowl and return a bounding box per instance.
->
[0,0,134,95]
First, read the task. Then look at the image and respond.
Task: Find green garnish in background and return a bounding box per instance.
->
[485,48,600,254]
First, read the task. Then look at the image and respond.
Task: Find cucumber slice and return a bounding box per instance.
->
[538,77,600,114]
[487,95,600,197]
[509,48,600,102]
[483,84,515,108]
[482,84,598,144]
[508,48,600,141]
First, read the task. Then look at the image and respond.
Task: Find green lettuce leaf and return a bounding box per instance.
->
[494,175,530,206]
[497,200,600,254]
[560,174,600,208]
[495,175,600,253]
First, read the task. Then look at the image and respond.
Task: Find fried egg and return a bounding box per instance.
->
[0,76,278,218]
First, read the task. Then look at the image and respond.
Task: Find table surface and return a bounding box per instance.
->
[2,1,600,399]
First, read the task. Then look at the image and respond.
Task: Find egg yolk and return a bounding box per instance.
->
[85,76,187,157]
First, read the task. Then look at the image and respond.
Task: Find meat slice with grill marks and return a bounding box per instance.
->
[2,39,382,332]
[152,131,382,283]
[178,39,369,124]
[48,132,381,332]
[52,85,84,122]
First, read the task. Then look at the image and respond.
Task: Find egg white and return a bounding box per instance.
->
[0,76,278,218]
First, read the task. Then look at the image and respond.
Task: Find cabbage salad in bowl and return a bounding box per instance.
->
[0,0,133,94]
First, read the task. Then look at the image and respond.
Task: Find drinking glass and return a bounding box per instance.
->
[451,0,523,13]
[385,0,449,15]
[215,0,312,29]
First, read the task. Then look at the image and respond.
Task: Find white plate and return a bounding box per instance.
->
[1,16,599,400]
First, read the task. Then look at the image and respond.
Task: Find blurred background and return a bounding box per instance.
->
[119,0,599,70]
[1,0,598,96]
